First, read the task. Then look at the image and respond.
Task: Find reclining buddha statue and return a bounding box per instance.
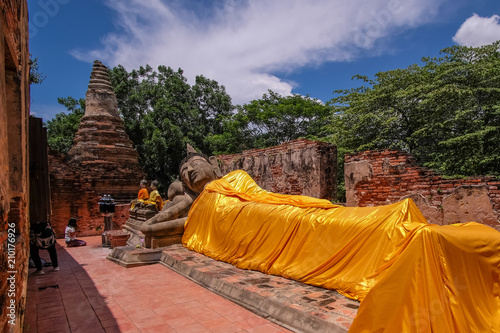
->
[181,169,500,332]
[132,144,498,332]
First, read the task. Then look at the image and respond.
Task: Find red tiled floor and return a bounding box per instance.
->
[164,315,199,329]
[234,316,270,330]
[246,324,287,333]
[201,317,241,332]
[173,322,211,333]
[23,236,292,333]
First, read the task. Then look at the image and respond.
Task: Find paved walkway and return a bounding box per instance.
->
[23,236,292,333]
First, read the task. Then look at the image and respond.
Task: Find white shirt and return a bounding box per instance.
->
[65,225,76,242]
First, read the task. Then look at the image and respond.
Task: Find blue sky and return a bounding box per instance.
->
[29,0,500,122]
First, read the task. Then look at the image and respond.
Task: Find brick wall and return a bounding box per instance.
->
[0,1,30,332]
[345,150,500,230]
[49,152,136,238]
[217,139,337,201]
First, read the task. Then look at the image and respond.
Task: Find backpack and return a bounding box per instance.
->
[35,224,56,249]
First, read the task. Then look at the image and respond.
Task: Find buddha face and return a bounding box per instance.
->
[180,156,218,194]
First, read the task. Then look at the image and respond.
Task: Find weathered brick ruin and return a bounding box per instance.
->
[1,1,30,332]
[217,139,337,201]
[345,150,500,230]
[49,61,145,238]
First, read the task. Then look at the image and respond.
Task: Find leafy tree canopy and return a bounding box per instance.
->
[46,97,85,154]
[327,41,500,178]
[208,90,332,155]
[108,65,234,188]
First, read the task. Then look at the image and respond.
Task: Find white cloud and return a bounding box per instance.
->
[71,0,443,104]
[453,14,500,47]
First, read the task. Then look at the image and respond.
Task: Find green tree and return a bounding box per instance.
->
[45,97,85,154]
[327,41,500,178]
[108,65,235,188]
[208,90,332,154]
[29,54,46,84]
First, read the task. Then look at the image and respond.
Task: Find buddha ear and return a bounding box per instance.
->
[209,156,222,178]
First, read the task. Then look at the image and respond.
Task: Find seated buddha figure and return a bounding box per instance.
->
[140,145,221,247]
[130,179,149,210]
[143,180,164,211]
[131,180,163,211]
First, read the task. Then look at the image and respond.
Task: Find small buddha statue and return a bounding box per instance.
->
[130,179,149,210]
[138,179,149,200]
[144,180,163,211]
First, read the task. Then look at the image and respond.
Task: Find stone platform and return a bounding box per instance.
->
[107,246,163,268]
[161,244,359,333]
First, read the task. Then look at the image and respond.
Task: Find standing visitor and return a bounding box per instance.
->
[30,221,58,274]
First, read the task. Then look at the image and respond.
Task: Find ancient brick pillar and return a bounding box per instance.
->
[69,60,140,170]
[0,1,30,332]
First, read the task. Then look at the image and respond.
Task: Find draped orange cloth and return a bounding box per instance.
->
[182,170,500,332]
[137,188,149,200]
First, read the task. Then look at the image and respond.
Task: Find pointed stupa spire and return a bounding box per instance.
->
[68,60,143,171]
[83,60,120,118]
[88,60,114,93]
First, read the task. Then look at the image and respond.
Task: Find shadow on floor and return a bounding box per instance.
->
[23,240,117,333]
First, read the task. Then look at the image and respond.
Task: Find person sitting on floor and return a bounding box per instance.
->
[65,218,87,247]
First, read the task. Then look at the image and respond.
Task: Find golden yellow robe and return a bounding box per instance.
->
[132,190,163,210]
[183,170,500,332]
[148,190,163,211]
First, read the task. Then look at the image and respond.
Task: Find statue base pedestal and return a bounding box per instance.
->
[148,234,183,248]
[123,208,157,247]
[160,244,356,333]
[124,208,186,248]
[106,246,163,268]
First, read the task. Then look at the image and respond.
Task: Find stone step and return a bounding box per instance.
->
[89,78,113,86]
[90,73,110,80]
[88,82,114,91]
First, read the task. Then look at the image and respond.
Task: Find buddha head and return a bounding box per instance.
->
[179,146,221,194]
[167,179,184,200]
